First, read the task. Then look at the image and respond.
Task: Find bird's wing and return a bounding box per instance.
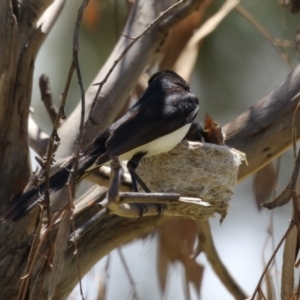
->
[106,92,199,157]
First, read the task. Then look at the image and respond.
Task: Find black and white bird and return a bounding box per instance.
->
[0,70,199,221]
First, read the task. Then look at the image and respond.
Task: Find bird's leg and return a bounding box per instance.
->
[107,157,124,205]
[127,152,165,217]
[127,152,151,193]
[127,152,152,217]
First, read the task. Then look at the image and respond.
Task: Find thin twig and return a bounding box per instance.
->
[70,187,85,300]
[269,156,282,295]
[17,206,44,300]
[65,1,91,299]
[159,0,203,31]
[33,248,50,300]
[117,248,140,300]
[118,192,180,204]
[235,4,294,70]
[281,224,297,300]
[251,222,295,299]
[70,191,210,243]
[258,288,268,300]
[69,208,107,243]
[42,42,77,225]
[39,74,61,125]
[18,210,64,300]
[70,0,88,192]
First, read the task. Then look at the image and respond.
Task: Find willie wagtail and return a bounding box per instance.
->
[0,70,199,221]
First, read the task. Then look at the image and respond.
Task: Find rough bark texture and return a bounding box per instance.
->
[1,0,300,299]
[225,63,300,181]
[0,1,54,298]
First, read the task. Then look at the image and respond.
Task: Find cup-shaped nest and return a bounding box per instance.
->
[137,141,245,221]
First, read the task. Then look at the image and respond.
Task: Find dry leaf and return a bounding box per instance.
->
[253,163,276,209]
[183,256,204,296]
[157,242,169,294]
[159,219,197,261]
[263,185,291,209]
[157,219,201,295]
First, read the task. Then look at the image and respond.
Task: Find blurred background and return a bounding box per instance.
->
[30,0,299,299]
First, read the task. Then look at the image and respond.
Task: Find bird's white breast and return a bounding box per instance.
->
[119,123,191,161]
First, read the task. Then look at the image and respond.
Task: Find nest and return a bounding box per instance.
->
[136,141,245,220]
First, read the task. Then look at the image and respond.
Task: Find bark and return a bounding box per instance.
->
[0,1,59,298]
[225,64,300,180]
[1,0,300,299]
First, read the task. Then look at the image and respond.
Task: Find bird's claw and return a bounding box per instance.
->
[155,204,165,216]
[135,203,148,219]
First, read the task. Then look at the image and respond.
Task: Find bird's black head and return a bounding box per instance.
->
[148,70,191,92]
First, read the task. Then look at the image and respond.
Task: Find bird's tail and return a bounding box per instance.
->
[1,130,110,222]
[0,168,70,222]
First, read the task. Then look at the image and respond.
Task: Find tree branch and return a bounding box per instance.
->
[39,74,60,125]
[18,0,54,50]
[0,2,67,298]
[28,115,49,156]
[225,63,300,181]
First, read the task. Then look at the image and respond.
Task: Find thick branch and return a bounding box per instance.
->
[0,1,32,207]
[18,0,54,50]
[60,214,171,299]
[225,63,300,180]
[0,2,67,298]
[39,74,60,125]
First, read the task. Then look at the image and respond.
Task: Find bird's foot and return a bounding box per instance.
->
[135,203,148,219]
[155,203,166,216]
